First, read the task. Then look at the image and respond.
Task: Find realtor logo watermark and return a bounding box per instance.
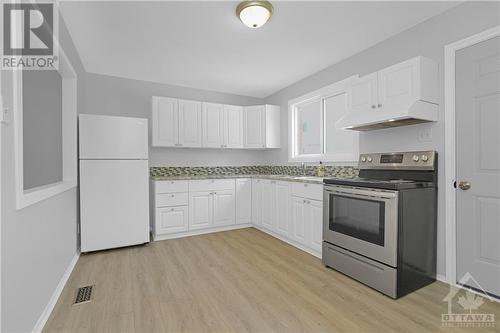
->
[1,1,58,69]
[442,273,496,328]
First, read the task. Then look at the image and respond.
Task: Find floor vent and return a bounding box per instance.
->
[74,285,94,305]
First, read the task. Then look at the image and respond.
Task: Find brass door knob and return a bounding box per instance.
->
[458,181,471,190]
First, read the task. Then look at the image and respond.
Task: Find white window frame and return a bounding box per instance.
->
[288,75,359,163]
[13,44,77,210]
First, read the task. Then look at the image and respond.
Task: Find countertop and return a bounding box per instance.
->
[151,174,338,184]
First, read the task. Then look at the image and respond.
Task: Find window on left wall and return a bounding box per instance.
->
[13,48,78,209]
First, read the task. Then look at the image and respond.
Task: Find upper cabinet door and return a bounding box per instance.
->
[347,73,378,114]
[224,105,244,148]
[377,58,419,111]
[243,105,266,148]
[178,99,202,147]
[152,96,178,147]
[202,102,224,148]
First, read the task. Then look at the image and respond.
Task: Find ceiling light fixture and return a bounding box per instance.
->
[236,1,273,29]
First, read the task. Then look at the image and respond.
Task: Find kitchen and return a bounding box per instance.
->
[1,1,500,332]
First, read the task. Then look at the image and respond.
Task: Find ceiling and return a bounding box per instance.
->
[60,1,458,98]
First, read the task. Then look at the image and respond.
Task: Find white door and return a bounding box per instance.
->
[156,206,188,235]
[236,179,252,224]
[308,199,323,253]
[251,179,262,225]
[178,99,202,147]
[189,191,212,230]
[261,180,275,230]
[275,182,291,237]
[152,96,178,147]
[377,58,418,111]
[243,105,265,148]
[202,102,224,148]
[213,189,235,227]
[291,196,307,245]
[80,160,150,252]
[456,36,500,297]
[347,73,378,114]
[79,114,148,159]
[224,105,244,148]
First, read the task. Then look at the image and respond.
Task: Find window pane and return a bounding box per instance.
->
[296,99,321,155]
[23,70,63,190]
[324,93,355,154]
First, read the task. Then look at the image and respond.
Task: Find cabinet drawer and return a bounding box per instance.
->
[155,180,189,194]
[156,192,188,207]
[189,179,235,192]
[291,182,323,201]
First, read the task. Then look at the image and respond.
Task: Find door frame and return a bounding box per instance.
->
[444,25,500,285]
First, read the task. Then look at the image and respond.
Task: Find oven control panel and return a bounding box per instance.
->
[359,151,436,170]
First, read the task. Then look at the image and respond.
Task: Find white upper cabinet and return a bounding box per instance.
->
[243,105,280,149]
[152,96,178,147]
[224,105,244,148]
[202,102,224,148]
[347,73,378,114]
[178,99,202,147]
[152,97,279,149]
[338,56,439,131]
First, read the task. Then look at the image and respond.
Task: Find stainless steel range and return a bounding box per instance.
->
[322,151,437,299]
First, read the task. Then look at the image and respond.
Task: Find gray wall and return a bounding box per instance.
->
[84,73,268,166]
[263,1,500,277]
[22,70,63,190]
[1,14,86,333]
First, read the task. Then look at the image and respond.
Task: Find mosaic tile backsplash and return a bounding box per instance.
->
[150,165,359,178]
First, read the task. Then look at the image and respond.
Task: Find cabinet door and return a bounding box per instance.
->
[178,99,202,147]
[202,102,224,148]
[377,58,418,111]
[291,196,307,245]
[243,105,265,148]
[308,199,323,253]
[224,105,244,148]
[251,179,262,225]
[189,191,212,230]
[213,189,235,227]
[152,96,178,147]
[347,73,378,114]
[155,206,188,235]
[236,178,252,224]
[275,182,291,237]
[260,180,275,230]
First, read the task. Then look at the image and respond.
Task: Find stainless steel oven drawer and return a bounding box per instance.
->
[322,242,397,298]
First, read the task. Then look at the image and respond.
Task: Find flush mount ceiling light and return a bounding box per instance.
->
[236,1,273,29]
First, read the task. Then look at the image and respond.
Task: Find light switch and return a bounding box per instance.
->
[418,128,432,142]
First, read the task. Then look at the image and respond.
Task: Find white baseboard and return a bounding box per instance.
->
[32,252,80,333]
[437,273,448,284]
[153,223,252,241]
[252,225,322,259]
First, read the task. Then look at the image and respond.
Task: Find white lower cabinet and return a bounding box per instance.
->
[152,178,323,257]
[156,206,188,234]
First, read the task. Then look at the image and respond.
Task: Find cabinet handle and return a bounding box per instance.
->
[262,145,265,148]
[171,194,175,197]
[171,208,175,211]
[371,105,376,109]
[378,104,382,108]
[303,199,306,203]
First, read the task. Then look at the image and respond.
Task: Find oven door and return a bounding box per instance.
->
[323,185,398,267]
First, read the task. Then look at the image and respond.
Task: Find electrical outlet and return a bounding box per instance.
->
[418,128,432,142]
[0,107,9,124]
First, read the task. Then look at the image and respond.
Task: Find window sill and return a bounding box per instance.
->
[16,180,77,210]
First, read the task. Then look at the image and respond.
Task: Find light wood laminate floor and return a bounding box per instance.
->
[43,228,500,333]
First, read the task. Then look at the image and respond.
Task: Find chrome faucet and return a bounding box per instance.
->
[301,162,306,175]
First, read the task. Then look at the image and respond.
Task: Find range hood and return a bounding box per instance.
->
[336,100,438,131]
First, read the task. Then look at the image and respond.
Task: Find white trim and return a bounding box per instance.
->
[444,25,500,285]
[32,252,80,333]
[13,42,78,210]
[288,75,359,163]
[153,223,252,241]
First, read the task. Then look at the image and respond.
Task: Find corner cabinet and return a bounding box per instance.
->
[243,105,280,149]
[152,97,279,149]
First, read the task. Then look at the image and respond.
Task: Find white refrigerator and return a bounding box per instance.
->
[79,114,150,252]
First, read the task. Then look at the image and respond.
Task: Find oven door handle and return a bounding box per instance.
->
[324,188,396,200]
